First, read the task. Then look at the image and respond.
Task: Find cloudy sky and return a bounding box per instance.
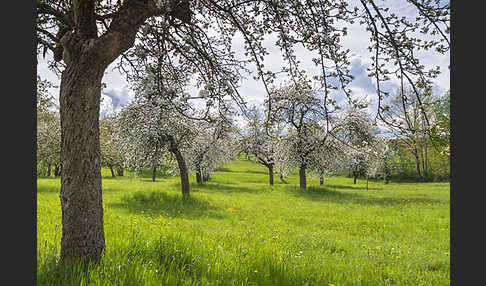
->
[37,1,449,120]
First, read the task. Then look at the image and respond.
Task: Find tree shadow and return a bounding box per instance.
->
[108,190,225,220]
[325,184,381,191]
[283,185,444,206]
[37,235,318,286]
[191,182,267,194]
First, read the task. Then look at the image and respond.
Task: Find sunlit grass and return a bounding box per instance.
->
[37,157,450,285]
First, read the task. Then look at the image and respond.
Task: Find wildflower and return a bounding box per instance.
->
[253,270,258,275]
[329,284,335,286]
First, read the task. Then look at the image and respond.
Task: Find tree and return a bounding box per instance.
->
[36,76,61,177]
[37,0,449,262]
[269,79,338,189]
[337,105,378,185]
[308,136,346,185]
[379,84,440,180]
[118,95,195,196]
[187,113,235,184]
[100,112,125,177]
[366,139,397,184]
[241,106,282,185]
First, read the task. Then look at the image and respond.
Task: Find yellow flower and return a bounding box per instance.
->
[329,284,335,286]
[253,270,258,274]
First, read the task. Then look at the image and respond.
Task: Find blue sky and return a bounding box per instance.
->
[37,1,450,120]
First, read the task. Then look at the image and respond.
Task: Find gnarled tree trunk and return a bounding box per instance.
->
[59,52,107,263]
[53,0,191,263]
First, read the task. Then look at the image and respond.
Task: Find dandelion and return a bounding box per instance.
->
[253,270,258,275]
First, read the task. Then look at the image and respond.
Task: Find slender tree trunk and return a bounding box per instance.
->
[424,140,428,175]
[299,165,306,190]
[320,176,324,185]
[47,164,51,177]
[169,138,190,196]
[196,169,202,184]
[413,148,422,181]
[268,164,274,186]
[152,166,157,182]
[109,165,115,177]
[280,172,284,181]
[116,166,124,176]
[55,164,62,177]
[59,56,106,263]
[353,171,357,184]
[203,172,210,182]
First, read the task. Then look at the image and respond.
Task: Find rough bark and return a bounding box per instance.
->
[169,137,190,196]
[55,0,172,264]
[299,165,306,190]
[59,54,106,263]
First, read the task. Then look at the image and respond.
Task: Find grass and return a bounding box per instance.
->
[37,157,450,285]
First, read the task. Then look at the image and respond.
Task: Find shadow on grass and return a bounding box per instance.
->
[108,190,225,220]
[325,184,381,191]
[191,182,268,194]
[284,185,443,206]
[37,235,316,286]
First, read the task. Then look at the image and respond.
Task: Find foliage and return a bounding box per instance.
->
[36,76,61,176]
[100,113,126,175]
[186,113,237,180]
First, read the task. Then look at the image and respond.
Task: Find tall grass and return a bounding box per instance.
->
[37,158,450,285]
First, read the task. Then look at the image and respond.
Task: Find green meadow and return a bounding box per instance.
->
[37,158,450,285]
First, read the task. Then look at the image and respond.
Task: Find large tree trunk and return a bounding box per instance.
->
[59,55,106,263]
[268,164,274,186]
[299,165,306,190]
[169,138,190,196]
[56,0,165,264]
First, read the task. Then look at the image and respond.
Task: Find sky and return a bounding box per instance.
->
[37,1,450,121]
